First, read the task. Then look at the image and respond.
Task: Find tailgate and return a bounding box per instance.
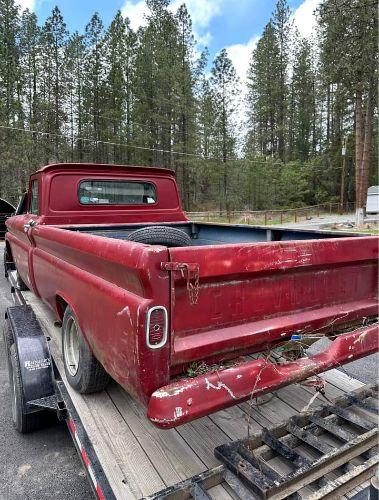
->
[167,236,378,365]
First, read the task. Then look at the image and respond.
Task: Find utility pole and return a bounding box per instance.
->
[340,136,347,214]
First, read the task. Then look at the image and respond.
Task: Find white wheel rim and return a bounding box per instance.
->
[64,317,80,377]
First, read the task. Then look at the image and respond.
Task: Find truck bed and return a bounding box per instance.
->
[65,221,364,245]
[22,289,372,499]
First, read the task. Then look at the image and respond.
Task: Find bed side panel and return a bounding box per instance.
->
[31,225,170,402]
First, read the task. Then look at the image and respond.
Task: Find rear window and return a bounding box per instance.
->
[78,180,157,205]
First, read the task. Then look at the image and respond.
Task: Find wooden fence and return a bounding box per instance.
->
[186,202,355,225]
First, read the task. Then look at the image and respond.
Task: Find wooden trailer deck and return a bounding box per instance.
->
[23,290,375,500]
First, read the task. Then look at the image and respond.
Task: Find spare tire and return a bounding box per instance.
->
[127,226,192,247]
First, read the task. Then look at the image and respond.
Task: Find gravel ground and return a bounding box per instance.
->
[308,337,378,385]
[279,213,379,230]
[0,243,92,500]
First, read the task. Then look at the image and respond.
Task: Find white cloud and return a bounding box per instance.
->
[226,36,258,85]
[292,0,321,38]
[195,31,212,47]
[122,0,222,34]
[121,0,149,31]
[225,36,259,144]
[169,0,222,29]
[16,0,35,11]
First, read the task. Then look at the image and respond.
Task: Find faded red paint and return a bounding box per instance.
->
[5,163,379,428]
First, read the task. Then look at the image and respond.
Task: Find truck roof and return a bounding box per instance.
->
[35,162,175,176]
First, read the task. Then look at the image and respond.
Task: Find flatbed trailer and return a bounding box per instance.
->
[3,269,378,499]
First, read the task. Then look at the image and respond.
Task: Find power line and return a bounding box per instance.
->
[58,108,349,159]
[0,123,345,171]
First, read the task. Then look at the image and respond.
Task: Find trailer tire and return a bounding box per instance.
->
[9,344,46,433]
[62,307,110,394]
[127,226,192,247]
[3,320,14,377]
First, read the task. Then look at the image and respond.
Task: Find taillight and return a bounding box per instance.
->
[146,306,168,349]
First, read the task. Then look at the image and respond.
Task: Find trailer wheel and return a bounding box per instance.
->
[9,344,45,433]
[127,226,192,247]
[2,320,14,380]
[62,307,110,394]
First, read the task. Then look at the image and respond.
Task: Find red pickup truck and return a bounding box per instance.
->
[4,163,378,428]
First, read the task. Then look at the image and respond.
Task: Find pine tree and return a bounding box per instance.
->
[133,0,180,167]
[103,11,127,163]
[175,4,196,209]
[319,0,378,223]
[246,21,280,156]
[211,48,239,212]
[83,12,105,162]
[44,7,68,159]
[65,32,86,160]
[0,0,24,198]
[0,0,21,126]
[272,0,291,160]
[292,38,313,160]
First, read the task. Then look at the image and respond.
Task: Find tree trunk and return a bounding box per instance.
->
[359,89,373,209]
[354,88,364,226]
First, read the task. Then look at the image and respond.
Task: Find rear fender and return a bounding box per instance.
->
[54,292,93,353]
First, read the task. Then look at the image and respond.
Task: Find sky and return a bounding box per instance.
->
[16,0,321,83]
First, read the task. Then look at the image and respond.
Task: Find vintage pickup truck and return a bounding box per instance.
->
[4,163,378,428]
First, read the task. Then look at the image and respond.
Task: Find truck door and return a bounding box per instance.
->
[9,178,39,292]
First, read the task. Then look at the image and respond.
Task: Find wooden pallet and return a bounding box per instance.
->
[22,290,377,499]
[148,386,378,499]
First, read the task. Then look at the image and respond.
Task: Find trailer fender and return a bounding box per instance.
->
[6,305,56,411]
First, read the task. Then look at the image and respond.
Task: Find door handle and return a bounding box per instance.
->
[24,220,37,233]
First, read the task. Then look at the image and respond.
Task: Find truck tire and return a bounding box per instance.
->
[9,344,46,433]
[127,226,192,247]
[62,307,110,394]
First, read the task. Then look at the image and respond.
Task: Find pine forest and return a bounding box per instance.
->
[0,0,377,213]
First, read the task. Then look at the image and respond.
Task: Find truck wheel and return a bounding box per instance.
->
[62,307,110,394]
[9,344,46,433]
[127,226,192,247]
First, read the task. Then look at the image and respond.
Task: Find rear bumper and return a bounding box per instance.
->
[147,323,379,428]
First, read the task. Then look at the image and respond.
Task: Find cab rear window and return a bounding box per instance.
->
[78,180,157,205]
